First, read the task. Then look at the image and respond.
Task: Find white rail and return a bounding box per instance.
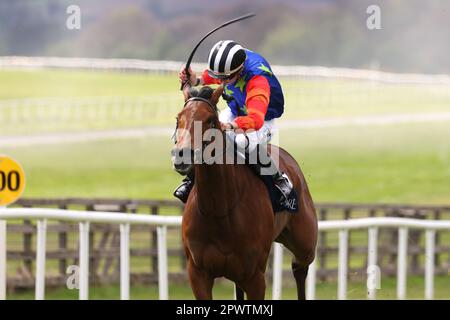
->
[1,56,450,85]
[0,208,449,300]
[0,208,180,301]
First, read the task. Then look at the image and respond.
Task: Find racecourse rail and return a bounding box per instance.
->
[1,207,449,300]
[2,56,450,85]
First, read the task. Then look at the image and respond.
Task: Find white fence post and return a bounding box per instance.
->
[272,243,283,300]
[0,208,449,301]
[0,206,6,300]
[120,223,130,300]
[338,229,349,300]
[397,227,408,300]
[157,226,168,300]
[35,219,47,300]
[306,256,317,300]
[79,222,90,300]
[367,227,378,300]
[425,229,435,300]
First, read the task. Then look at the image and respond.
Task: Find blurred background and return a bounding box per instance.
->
[1,0,450,72]
[0,0,449,300]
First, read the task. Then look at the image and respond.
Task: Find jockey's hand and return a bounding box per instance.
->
[221,122,238,131]
[179,65,197,86]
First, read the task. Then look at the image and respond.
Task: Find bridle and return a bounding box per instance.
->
[171,96,218,144]
[172,97,224,164]
[184,97,218,114]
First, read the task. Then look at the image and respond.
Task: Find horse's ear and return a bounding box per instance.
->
[210,86,224,105]
[182,85,191,102]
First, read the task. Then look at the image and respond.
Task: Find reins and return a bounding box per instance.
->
[184,97,218,114]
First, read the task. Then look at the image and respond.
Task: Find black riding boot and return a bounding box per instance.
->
[272,170,293,201]
[173,173,194,203]
[248,146,293,201]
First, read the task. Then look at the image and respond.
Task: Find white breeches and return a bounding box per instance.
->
[219,107,275,153]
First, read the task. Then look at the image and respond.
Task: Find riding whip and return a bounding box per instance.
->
[180,12,256,90]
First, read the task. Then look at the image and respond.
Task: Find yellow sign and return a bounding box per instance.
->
[0,155,26,206]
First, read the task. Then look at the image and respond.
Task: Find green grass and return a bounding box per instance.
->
[1,69,449,135]
[0,69,177,99]
[7,276,450,300]
[282,78,450,119]
[1,69,447,116]
[3,122,449,204]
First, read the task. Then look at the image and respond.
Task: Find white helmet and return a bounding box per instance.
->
[207,40,246,79]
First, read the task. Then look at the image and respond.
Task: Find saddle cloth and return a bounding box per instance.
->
[225,134,299,214]
[257,173,299,214]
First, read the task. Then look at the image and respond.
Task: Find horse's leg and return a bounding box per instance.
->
[278,209,317,300]
[292,259,309,300]
[240,272,266,300]
[235,284,245,300]
[187,260,214,300]
[286,194,318,300]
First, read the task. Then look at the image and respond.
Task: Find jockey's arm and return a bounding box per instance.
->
[200,71,270,131]
[200,70,223,85]
[234,75,270,131]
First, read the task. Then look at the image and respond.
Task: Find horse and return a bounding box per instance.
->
[172,85,318,300]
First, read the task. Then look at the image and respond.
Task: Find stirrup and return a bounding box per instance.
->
[274,172,293,201]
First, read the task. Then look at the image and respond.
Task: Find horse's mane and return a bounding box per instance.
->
[186,86,219,114]
[188,86,214,100]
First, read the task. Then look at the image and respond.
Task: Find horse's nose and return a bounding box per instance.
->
[171,147,192,162]
[171,147,194,175]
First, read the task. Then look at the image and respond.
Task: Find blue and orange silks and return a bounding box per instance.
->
[202,49,284,130]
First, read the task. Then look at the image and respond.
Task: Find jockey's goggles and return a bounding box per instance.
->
[207,65,244,80]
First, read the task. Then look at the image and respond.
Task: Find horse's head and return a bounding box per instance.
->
[171,85,224,175]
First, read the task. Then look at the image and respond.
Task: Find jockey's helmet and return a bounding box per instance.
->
[207,40,246,80]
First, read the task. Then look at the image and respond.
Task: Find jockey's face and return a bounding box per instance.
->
[221,66,243,85]
[223,73,239,85]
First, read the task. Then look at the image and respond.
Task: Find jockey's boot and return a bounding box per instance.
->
[249,146,294,201]
[272,170,294,201]
[173,173,194,203]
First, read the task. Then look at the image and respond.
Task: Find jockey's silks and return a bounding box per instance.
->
[234,75,269,130]
[202,49,285,129]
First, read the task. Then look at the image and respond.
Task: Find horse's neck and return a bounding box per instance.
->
[194,163,240,217]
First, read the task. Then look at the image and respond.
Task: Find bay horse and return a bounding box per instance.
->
[172,85,318,300]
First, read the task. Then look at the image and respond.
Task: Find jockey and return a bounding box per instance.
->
[175,40,293,203]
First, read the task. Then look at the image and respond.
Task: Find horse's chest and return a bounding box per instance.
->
[188,241,238,274]
[188,240,229,267]
[187,239,260,279]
